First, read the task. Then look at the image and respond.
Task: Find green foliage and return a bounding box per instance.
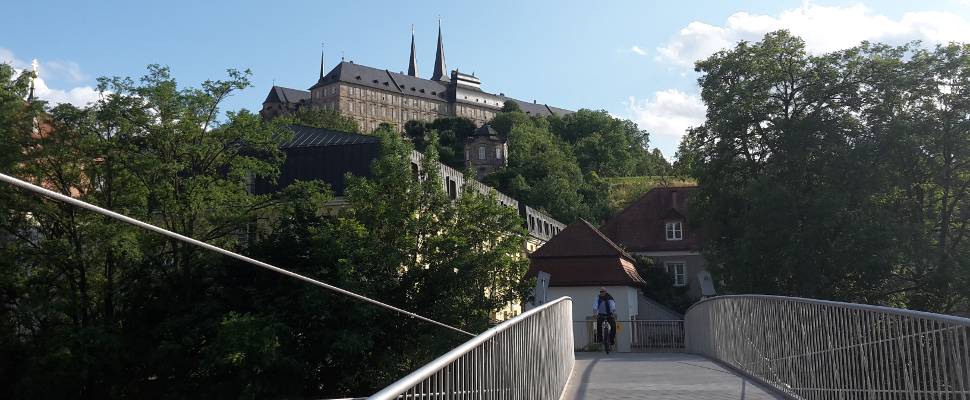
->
[1,65,315,398]
[278,106,360,133]
[482,108,670,223]
[633,256,693,314]
[500,100,521,113]
[0,65,40,171]
[688,31,970,313]
[606,176,697,211]
[0,64,533,398]
[404,116,476,168]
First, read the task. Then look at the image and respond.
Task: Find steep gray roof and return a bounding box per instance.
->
[264,86,310,105]
[431,23,448,82]
[281,125,381,149]
[312,61,448,102]
[408,31,418,77]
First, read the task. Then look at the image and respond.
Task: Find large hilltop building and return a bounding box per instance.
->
[261,23,572,133]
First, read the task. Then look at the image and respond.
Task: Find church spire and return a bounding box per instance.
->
[319,42,326,79]
[27,59,37,103]
[408,25,418,77]
[431,18,447,81]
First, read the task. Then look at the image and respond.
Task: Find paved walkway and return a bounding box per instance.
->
[561,352,786,400]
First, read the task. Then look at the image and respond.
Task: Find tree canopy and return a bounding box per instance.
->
[0,64,530,398]
[683,31,970,314]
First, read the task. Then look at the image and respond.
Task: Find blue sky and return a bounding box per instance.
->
[4,0,970,157]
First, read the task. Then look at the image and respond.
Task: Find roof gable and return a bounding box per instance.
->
[600,186,702,252]
[531,219,632,261]
[264,86,310,105]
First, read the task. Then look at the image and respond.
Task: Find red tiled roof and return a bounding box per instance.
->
[526,220,645,287]
[599,186,702,252]
[530,219,633,261]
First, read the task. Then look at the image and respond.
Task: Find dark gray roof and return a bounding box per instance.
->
[281,125,381,149]
[474,124,499,137]
[311,61,448,102]
[504,99,573,118]
[431,24,448,82]
[264,86,310,105]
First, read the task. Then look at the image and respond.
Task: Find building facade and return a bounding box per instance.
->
[464,124,507,179]
[599,186,714,300]
[260,25,572,132]
[526,220,680,352]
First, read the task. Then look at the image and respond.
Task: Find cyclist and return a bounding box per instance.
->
[593,287,617,349]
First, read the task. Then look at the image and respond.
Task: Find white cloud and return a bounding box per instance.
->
[44,60,87,83]
[31,76,101,107]
[626,89,706,156]
[656,2,970,66]
[630,45,648,56]
[0,48,28,69]
[1,48,100,107]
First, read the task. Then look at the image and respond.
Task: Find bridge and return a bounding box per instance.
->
[369,296,970,399]
[3,173,969,400]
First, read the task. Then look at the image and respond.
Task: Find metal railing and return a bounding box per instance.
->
[685,295,970,399]
[369,297,574,400]
[631,320,684,350]
[574,319,684,351]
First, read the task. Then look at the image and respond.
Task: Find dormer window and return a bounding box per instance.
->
[665,221,683,241]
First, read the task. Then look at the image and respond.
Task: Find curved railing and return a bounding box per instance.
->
[685,295,970,399]
[369,297,575,400]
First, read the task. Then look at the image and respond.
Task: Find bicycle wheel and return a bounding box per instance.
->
[604,324,611,354]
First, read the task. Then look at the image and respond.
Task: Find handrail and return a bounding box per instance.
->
[687,294,970,325]
[686,295,970,399]
[369,296,574,399]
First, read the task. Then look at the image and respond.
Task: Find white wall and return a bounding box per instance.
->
[547,285,640,352]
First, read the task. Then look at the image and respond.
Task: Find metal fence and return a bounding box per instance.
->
[685,295,970,399]
[575,319,684,351]
[631,320,684,350]
[368,297,574,400]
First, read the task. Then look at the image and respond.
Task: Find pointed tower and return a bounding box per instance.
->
[431,19,447,81]
[408,25,419,77]
[319,42,326,79]
[27,59,38,103]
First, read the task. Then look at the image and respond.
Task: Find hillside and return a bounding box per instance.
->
[607,176,697,211]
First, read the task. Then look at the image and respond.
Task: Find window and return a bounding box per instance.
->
[447,178,458,199]
[495,146,502,159]
[665,262,687,287]
[478,145,486,160]
[665,221,683,241]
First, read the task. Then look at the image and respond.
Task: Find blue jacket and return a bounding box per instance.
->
[593,294,616,315]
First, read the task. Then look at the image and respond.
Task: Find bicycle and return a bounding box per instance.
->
[602,319,613,354]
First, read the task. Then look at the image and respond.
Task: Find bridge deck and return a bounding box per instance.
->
[561,352,785,400]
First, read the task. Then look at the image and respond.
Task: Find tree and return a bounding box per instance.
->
[0,64,295,399]
[279,107,360,133]
[686,30,970,313]
[404,116,476,168]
